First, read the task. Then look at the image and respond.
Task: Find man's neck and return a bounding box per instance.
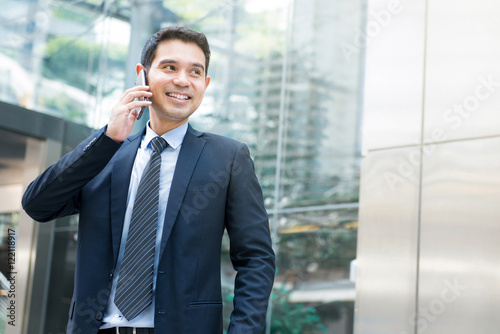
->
[149,118,188,136]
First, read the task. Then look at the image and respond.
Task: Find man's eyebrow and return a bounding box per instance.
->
[157,58,205,72]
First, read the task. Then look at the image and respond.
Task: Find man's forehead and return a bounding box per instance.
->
[155,39,204,58]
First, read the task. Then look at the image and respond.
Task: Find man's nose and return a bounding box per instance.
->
[172,71,189,86]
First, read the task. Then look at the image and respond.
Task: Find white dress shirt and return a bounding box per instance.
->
[100,122,188,328]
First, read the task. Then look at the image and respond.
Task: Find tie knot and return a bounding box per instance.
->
[150,136,167,153]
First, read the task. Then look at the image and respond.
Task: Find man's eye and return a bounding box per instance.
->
[192,69,201,75]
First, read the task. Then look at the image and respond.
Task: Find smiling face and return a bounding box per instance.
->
[140,39,210,134]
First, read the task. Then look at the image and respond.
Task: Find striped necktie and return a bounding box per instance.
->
[115,136,167,320]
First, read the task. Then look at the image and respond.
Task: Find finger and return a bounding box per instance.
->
[124,85,150,93]
[119,86,151,101]
[127,108,138,119]
[123,90,152,103]
[126,100,152,114]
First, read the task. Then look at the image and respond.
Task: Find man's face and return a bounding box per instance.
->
[145,39,210,127]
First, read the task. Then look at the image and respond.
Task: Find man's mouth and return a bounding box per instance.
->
[166,92,190,100]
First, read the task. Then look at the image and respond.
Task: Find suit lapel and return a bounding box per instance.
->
[110,129,144,264]
[160,125,205,258]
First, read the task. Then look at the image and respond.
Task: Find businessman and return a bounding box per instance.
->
[22,26,275,334]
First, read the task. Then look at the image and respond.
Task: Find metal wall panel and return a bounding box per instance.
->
[419,137,500,333]
[361,0,426,151]
[423,0,500,143]
[358,0,500,333]
[355,147,420,334]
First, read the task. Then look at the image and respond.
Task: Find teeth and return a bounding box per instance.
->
[168,93,188,100]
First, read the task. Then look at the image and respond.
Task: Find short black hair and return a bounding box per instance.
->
[141,26,211,76]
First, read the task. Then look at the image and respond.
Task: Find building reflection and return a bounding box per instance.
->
[0,1,365,333]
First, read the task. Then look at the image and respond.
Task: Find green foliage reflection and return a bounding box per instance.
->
[267,285,327,334]
[223,285,327,334]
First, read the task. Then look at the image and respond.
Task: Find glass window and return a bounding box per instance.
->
[1,0,128,126]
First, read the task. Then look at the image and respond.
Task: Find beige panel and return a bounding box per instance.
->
[0,185,22,213]
[419,137,500,333]
[8,138,61,334]
[424,0,500,142]
[355,147,420,334]
[9,139,46,334]
[361,0,426,151]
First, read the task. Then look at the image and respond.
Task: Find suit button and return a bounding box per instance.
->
[95,311,104,321]
[108,273,113,281]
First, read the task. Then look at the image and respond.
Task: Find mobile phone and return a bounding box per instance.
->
[134,69,148,120]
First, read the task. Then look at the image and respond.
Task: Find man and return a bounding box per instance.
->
[22,26,275,334]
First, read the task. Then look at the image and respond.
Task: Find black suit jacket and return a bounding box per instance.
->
[22,124,275,334]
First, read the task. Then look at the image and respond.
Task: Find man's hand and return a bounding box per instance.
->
[105,86,152,142]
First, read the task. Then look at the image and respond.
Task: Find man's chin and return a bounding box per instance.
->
[150,110,191,126]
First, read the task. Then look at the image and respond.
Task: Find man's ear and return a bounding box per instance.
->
[205,75,211,89]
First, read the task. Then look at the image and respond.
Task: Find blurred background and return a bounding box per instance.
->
[2,0,500,333]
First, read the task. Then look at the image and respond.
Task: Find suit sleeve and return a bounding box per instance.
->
[225,143,275,334]
[22,127,121,222]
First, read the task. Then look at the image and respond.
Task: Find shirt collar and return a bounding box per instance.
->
[143,122,188,150]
